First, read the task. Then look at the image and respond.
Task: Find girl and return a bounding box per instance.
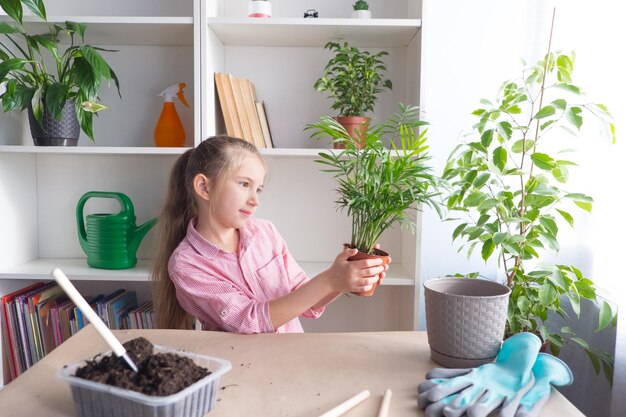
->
[152,136,388,333]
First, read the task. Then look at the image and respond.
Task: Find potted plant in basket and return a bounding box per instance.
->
[306,103,443,296]
[442,50,616,379]
[314,40,392,148]
[352,0,371,19]
[0,0,120,145]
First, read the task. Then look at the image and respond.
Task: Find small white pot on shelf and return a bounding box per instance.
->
[351,10,372,19]
[248,1,272,18]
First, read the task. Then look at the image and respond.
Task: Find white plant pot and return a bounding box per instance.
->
[351,10,371,19]
[248,1,272,18]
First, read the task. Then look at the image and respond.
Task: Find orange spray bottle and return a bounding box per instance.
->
[154,83,190,147]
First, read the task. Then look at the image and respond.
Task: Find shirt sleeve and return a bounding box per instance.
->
[169,262,275,334]
[272,223,325,319]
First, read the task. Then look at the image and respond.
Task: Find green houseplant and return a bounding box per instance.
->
[314,40,391,147]
[352,1,371,19]
[0,0,120,144]
[442,51,616,378]
[306,103,443,295]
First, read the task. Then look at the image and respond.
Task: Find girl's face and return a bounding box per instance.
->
[211,155,266,231]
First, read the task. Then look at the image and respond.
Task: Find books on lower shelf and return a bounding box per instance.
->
[214,72,274,148]
[1,282,154,383]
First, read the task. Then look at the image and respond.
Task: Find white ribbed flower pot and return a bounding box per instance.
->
[424,278,511,368]
[248,1,272,18]
[352,10,371,19]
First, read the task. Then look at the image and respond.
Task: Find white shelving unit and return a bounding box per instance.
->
[0,0,424,385]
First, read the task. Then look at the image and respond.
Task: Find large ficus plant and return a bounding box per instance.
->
[0,0,120,141]
[443,51,617,379]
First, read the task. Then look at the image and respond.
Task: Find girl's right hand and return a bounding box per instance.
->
[326,246,388,294]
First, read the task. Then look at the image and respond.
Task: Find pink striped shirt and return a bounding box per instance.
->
[168,218,324,334]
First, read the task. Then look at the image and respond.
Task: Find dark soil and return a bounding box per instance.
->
[74,337,210,396]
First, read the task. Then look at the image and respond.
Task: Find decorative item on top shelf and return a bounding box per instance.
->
[303,9,319,18]
[443,50,616,379]
[76,192,156,270]
[154,83,190,147]
[352,0,371,19]
[248,0,271,18]
[314,40,392,149]
[423,277,511,367]
[0,0,121,146]
[306,103,444,296]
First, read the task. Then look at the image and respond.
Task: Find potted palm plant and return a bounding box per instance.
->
[442,50,616,378]
[313,40,392,148]
[0,0,120,145]
[306,103,443,296]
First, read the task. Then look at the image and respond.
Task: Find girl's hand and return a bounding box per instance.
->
[326,246,389,294]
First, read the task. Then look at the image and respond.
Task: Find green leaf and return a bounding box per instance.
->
[65,21,86,41]
[539,217,558,235]
[534,105,556,119]
[480,129,494,147]
[597,300,613,332]
[565,106,583,130]
[473,173,490,188]
[452,223,467,241]
[556,209,574,227]
[511,139,535,153]
[21,0,47,20]
[0,0,23,23]
[493,232,507,245]
[586,350,601,375]
[0,22,21,34]
[555,83,582,95]
[492,146,507,171]
[550,268,567,289]
[44,83,69,120]
[81,101,108,113]
[531,153,557,170]
[574,201,592,212]
[551,99,567,110]
[538,283,557,306]
[496,122,512,141]
[551,164,569,183]
[570,337,590,350]
[477,198,499,211]
[80,46,114,82]
[481,238,495,261]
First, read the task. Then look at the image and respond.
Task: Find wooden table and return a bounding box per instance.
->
[0,325,583,416]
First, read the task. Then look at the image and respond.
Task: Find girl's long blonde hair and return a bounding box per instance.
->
[151,136,262,329]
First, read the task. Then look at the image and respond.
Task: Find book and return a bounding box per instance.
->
[37,293,67,355]
[230,75,254,143]
[105,291,137,330]
[1,282,44,380]
[214,72,235,136]
[27,283,63,362]
[240,78,265,148]
[95,289,124,328]
[217,73,243,138]
[255,101,274,148]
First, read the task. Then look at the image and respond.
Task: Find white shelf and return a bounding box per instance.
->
[0,146,328,157]
[206,18,421,47]
[0,145,191,155]
[0,16,195,45]
[0,259,414,286]
[0,259,153,282]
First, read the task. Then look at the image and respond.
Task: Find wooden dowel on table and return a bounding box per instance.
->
[319,390,370,417]
[377,389,392,417]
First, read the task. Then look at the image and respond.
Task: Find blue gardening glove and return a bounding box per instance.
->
[418,332,541,417]
[506,353,573,417]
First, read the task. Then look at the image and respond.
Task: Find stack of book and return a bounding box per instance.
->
[1,283,153,383]
[214,72,274,148]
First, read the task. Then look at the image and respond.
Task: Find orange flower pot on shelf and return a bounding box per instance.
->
[333,116,369,149]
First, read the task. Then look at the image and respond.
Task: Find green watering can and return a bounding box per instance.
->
[77,191,157,270]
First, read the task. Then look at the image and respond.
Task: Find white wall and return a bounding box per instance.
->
[420,1,625,415]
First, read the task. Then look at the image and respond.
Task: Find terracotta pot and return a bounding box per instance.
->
[345,244,391,297]
[333,116,370,149]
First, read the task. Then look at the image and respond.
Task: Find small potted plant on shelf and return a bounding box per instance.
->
[248,0,271,18]
[442,50,616,378]
[314,40,392,149]
[0,0,120,146]
[352,0,371,19]
[306,103,443,296]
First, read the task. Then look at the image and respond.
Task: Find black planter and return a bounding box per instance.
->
[28,101,80,146]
